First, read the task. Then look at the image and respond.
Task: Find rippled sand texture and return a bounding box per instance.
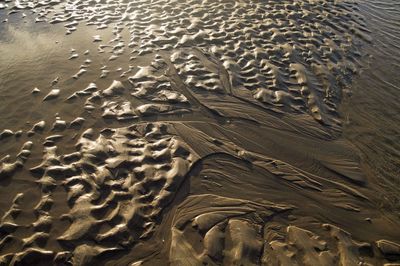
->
[1,0,400,265]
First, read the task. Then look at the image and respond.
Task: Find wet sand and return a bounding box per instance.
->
[0,0,400,265]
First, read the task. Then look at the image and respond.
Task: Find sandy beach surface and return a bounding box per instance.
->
[0,0,400,265]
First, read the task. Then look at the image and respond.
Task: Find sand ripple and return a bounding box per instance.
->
[1,0,400,265]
